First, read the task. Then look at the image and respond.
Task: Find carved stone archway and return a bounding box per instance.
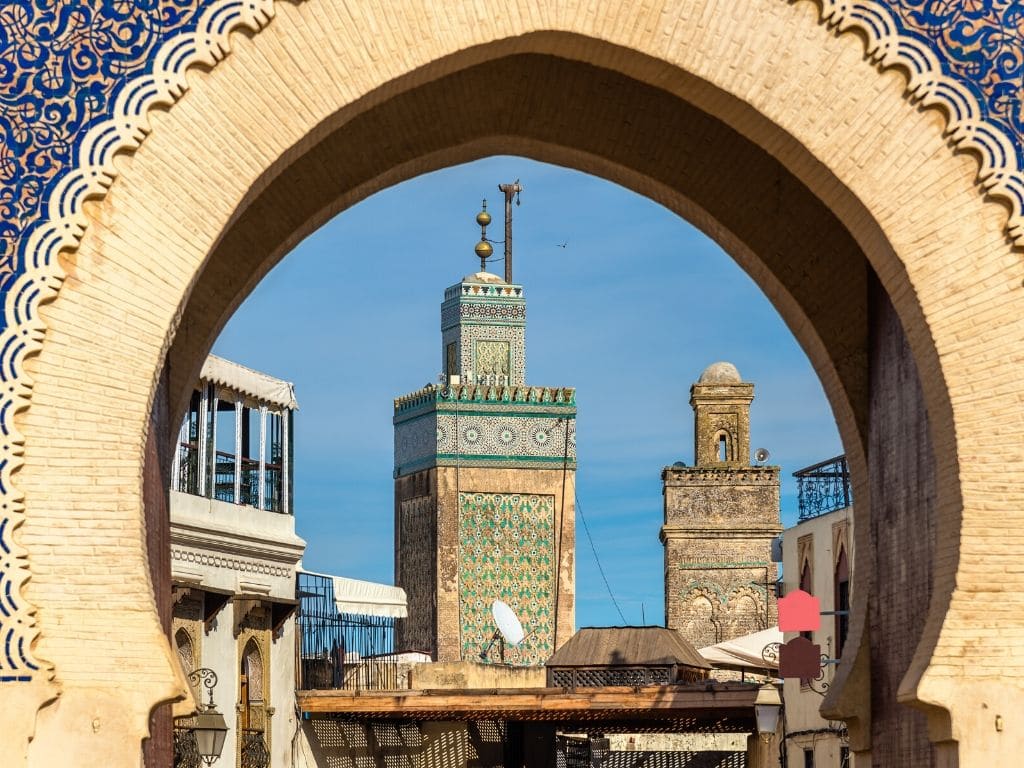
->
[2,2,1023,766]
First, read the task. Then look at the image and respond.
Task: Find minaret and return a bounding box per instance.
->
[393,196,576,665]
[660,362,781,649]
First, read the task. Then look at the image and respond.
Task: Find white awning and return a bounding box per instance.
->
[200,354,298,410]
[699,627,782,670]
[332,575,407,618]
[300,571,408,618]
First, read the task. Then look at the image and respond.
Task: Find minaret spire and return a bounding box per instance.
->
[474,199,493,272]
[498,180,522,283]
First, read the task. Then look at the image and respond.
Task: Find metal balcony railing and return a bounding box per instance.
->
[239,729,270,768]
[297,572,403,691]
[175,442,284,513]
[172,725,202,768]
[794,455,852,520]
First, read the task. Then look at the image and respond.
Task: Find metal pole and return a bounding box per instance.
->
[234,400,242,504]
[258,405,267,511]
[498,180,521,283]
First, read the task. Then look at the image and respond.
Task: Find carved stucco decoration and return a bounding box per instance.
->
[0,0,1020,691]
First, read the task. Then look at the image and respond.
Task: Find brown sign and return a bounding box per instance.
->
[778,636,821,678]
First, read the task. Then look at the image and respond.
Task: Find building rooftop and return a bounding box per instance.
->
[546,627,710,670]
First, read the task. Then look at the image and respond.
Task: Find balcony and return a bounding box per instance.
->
[794,455,852,520]
[175,442,285,514]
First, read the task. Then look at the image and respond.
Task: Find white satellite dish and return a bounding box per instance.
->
[755,448,771,464]
[492,600,526,646]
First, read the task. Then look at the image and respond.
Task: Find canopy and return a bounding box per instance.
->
[329,574,408,619]
[200,354,298,410]
[699,627,782,671]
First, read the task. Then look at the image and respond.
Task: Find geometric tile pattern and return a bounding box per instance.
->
[394,386,576,475]
[441,275,526,386]
[459,492,554,666]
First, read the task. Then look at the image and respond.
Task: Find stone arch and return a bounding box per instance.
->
[4,1,1022,765]
[173,628,196,677]
[681,589,720,648]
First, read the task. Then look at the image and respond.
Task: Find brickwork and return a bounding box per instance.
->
[4,0,1024,764]
[866,278,937,763]
[394,473,438,656]
[662,367,780,650]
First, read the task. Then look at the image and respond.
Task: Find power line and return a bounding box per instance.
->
[575,494,628,625]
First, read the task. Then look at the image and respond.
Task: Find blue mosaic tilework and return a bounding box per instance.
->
[895,1,1023,152]
[0,1,1021,300]
[0,0,210,290]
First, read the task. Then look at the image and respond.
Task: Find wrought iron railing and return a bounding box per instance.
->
[297,572,402,691]
[794,455,852,520]
[239,729,270,768]
[172,725,202,768]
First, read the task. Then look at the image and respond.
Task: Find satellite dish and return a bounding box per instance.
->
[492,600,525,646]
[672,461,687,468]
[755,448,771,464]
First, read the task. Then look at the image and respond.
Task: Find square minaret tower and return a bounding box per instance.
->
[394,271,576,665]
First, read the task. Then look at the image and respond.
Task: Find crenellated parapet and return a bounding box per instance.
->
[395,384,575,414]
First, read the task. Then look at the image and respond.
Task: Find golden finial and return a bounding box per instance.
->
[475,198,493,271]
[476,199,492,228]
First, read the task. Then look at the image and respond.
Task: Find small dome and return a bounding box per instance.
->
[698,361,742,384]
[462,271,506,284]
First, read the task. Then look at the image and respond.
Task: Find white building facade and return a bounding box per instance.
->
[780,456,853,768]
[170,356,304,768]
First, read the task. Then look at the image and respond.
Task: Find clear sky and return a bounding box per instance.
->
[213,155,842,628]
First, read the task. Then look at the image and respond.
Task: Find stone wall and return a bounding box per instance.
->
[662,466,780,648]
[867,277,936,763]
[143,371,173,768]
[394,470,438,656]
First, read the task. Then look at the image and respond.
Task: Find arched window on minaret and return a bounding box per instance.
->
[716,432,729,462]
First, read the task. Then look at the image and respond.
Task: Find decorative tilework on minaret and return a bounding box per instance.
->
[394,268,576,666]
[661,362,781,650]
[441,272,526,387]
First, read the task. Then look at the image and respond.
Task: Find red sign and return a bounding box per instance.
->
[778,589,820,632]
[778,637,821,678]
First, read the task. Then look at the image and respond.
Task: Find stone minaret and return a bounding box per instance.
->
[661,362,781,649]
[393,261,576,665]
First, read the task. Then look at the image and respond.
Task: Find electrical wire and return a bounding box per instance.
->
[575,493,628,625]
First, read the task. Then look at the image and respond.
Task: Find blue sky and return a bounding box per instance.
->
[213,155,842,628]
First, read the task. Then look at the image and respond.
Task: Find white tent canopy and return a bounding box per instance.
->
[301,571,408,618]
[699,627,782,670]
[200,354,298,410]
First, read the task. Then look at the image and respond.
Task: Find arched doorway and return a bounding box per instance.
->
[6,2,1023,765]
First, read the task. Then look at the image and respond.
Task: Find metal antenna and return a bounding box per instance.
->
[498,180,522,283]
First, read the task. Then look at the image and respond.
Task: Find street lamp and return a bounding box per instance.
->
[187,668,228,766]
[754,682,782,739]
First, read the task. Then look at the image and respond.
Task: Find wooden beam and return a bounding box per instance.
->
[297,684,759,716]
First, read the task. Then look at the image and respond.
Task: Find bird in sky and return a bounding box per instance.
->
[556,241,568,248]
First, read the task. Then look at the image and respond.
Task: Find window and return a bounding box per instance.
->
[835,544,850,657]
[803,747,814,768]
[840,746,850,768]
[718,433,728,462]
[446,342,457,378]
[799,558,814,686]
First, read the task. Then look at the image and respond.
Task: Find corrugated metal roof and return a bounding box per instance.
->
[546,627,710,670]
